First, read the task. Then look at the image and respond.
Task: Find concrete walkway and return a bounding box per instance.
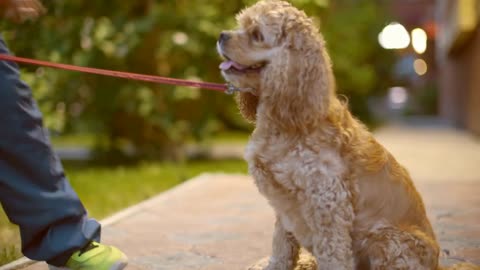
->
[5,123,480,269]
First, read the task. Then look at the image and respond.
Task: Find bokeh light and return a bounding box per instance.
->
[378,22,410,49]
[388,86,409,109]
[411,28,427,54]
[413,59,428,76]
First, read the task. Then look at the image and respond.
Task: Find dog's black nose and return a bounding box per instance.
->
[219,32,231,43]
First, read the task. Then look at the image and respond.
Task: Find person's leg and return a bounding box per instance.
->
[0,36,100,267]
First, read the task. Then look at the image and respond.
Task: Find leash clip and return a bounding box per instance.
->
[225,83,254,95]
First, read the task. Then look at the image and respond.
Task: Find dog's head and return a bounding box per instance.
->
[217,0,335,129]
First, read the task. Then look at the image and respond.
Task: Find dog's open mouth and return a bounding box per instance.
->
[219,56,265,74]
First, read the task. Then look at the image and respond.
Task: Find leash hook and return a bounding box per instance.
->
[225,83,254,95]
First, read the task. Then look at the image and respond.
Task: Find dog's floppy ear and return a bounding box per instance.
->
[260,35,334,132]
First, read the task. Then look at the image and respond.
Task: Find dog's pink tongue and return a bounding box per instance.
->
[219,60,248,70]
[219,61,233,70]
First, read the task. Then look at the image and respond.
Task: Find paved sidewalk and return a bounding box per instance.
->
[6,124,480,269]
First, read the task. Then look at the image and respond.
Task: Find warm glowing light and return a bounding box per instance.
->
[411,28,427,54]
[388,86,408,107]
[378,22,410,49]
[172,32,188,45]
[413,59,428,76]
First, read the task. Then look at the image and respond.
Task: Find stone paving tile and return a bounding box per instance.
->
[374,125,480,183]
[416,181,480,266]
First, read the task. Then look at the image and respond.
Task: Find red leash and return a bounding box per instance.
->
[0,54,229,93]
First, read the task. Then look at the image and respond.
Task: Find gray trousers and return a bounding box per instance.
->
[0,36,100,266]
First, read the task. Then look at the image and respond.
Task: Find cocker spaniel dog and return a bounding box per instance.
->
[217,1,478,270]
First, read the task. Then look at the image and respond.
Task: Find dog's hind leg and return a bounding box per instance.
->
[361,225,439,270]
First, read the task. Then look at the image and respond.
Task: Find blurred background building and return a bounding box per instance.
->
[384,0,479,135]
[436,0,480,135]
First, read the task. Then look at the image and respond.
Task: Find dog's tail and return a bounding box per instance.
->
[437,263,480,270]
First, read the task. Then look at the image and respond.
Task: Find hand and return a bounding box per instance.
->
[1,0,46,23]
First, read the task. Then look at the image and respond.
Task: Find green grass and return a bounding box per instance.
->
[50,134,97,148]
[50,131,250,149]
[207,131,250,143]
[0,159,248,266]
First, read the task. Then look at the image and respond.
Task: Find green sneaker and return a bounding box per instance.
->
[49,242,128,270]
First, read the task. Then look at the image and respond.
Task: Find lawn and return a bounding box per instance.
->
[0,159,248,266]
[50,131,250,148]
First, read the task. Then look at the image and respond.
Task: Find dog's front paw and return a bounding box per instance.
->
[247,253,316,270]
[247,257,292,270]
[247,256,269,270]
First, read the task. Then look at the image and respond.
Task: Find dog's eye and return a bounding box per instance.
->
[251,29,264,43]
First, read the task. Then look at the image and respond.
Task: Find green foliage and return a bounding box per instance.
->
[1,0,393,160]
[318,1,395,122]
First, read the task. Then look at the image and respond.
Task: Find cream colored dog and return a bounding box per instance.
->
[217,1,478,270]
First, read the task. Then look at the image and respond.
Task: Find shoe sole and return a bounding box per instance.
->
[48,261,128,270]
[110,261,128,270]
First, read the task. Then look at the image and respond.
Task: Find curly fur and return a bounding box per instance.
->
[218,1,479,270]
